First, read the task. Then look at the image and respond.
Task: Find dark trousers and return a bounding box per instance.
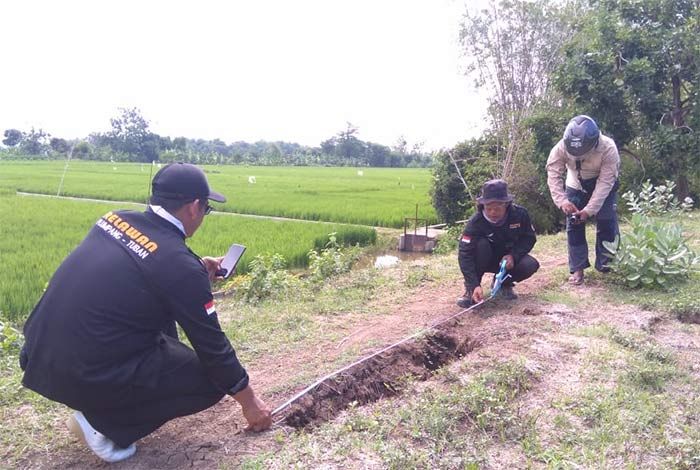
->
[472,238,539,287]
[83,337,225,448]
[565,179,619,273]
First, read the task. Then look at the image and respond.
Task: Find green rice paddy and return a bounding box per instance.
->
[0,190,375,323]
[0,160,436,228]
[0,160,437,323]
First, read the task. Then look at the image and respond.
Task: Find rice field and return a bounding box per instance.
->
[0,191,375,323]
[0,160,436,227]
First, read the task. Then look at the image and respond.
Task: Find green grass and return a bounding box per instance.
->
[248,360,533,469]
[0,160,436,227]
[0,243,455,468]
[0,346,66,463]
[523,324,692,469]
[4,198,700,468]
[0,192,374,323]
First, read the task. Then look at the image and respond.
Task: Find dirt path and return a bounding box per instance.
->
[17,251,697,469]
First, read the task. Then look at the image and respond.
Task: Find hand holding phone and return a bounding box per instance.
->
[215,244,246,279]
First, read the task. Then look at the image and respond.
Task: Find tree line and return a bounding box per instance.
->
[1,110,432,168]
[432,0,699,233]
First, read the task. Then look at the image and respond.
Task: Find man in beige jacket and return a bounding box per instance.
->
[546,115,620,285]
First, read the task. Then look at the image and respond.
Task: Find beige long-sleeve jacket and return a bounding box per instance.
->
[546,134,620,216]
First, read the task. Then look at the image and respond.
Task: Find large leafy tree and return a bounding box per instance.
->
[106,107,161,162]
[49,137,70,154]
[2,129,23,147]
[19,128,51,155]
[554,0,700,198]
[335,122,365,163]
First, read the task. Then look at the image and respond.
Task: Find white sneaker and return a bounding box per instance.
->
[66,411,136,463]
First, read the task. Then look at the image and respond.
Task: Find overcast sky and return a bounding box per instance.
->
[1,0,488,151]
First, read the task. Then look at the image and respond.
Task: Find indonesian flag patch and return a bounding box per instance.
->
[461,234,471,244]
[204,300,216,315]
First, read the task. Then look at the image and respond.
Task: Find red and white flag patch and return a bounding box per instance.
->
[461,234,471,244]
[204,300,216,315]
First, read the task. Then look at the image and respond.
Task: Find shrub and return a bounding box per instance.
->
[432,225,463,255]
[603,214,700,288]
[508,152,561,233]
[430,138,497,224]
[307,233,361,283]
[311,228,377,251]
[239,254,299,302]
[622,179,694,216]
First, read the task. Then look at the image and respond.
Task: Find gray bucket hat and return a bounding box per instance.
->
[476,179,513,205]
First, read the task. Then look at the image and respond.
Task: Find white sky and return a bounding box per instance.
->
[1,0,487,151]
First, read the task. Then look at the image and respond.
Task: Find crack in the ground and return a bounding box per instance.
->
[281,327,479,428]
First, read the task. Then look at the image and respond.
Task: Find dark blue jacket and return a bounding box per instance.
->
[20,209,248,410]
[458,204,536,288]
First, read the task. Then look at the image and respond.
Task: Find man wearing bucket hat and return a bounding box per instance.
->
[20,162,271,463]
[457,179,540,308]
[546,115,620,285]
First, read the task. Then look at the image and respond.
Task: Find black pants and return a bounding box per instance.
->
[470,238,539,287]
[83,337,225,449]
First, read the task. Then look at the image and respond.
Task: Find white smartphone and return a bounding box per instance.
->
[217,244,246,279]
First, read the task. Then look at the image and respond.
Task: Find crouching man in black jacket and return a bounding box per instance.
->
[20,163,271,463]
[457,179,540,308]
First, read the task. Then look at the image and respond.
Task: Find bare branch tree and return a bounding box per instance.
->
[460,0,575,178]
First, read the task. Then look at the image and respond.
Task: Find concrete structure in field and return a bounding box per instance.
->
[398,205,452,252]
[398,226,437,252]
[398,215,466,253]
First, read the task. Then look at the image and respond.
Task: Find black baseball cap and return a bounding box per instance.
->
[151,162,226,203]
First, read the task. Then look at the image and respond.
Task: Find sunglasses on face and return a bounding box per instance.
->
[195,199,213,215]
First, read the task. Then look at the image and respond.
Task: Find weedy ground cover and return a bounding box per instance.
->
[0,160,435,227]
[2,216,700,468]
[4,170,699,469]
[0,192,374,323]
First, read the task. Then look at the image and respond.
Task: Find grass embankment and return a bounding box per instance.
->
[0,160,436,228]
[2,215,699,468]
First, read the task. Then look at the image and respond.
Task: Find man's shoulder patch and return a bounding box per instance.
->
[460,234,471,244]
[204,300,216,315]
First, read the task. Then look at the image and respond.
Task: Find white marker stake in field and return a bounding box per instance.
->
[248,176,256,184]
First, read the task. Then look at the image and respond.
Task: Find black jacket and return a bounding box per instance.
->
[458,204,536,288]
[20,208,248,410]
